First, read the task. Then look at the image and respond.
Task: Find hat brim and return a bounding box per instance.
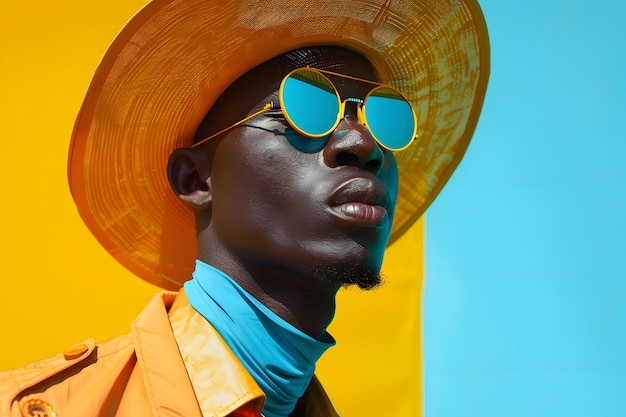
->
[68,0,490,290]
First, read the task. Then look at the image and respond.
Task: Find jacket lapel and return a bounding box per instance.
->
[131,291,204,417]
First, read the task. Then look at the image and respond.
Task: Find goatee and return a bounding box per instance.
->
[313,262,383,290]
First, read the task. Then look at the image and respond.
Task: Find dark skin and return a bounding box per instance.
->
[168,47,399,338]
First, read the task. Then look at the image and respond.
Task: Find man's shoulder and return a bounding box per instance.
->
[0,334,135,417]
[0,291,181,417]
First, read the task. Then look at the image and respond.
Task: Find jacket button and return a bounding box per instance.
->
[63,343,88,360]
[22,399,57,417]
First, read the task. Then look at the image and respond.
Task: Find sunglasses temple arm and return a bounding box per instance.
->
[190,103,274,149]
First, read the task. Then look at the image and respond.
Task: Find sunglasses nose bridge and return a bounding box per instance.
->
[339,98,363,119]
[337,99,379,150]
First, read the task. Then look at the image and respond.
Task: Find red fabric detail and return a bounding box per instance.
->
[229,403,264,417]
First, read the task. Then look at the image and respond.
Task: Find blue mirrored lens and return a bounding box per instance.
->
[282,70,340,136]
[364,88,415,150]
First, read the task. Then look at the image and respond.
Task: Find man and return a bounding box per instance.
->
[0,0,489,416]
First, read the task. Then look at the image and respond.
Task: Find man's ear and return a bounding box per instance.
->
[167,147,212,209]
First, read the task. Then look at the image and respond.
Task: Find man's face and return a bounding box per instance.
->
[198,48,399,289]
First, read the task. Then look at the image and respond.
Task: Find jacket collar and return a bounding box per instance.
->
[168,289,266,416]
[131,290,264,416]
[131,291,208,416]
[132,290,338,417]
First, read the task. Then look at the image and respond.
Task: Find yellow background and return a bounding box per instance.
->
[0,1,423,415]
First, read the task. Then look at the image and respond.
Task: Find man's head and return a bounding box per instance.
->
[168,46,398,290]
[67,0,489,289]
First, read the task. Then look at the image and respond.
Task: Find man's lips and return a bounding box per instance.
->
[327,177,392,226]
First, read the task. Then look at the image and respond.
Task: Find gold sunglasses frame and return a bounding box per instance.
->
[191,67,417,151]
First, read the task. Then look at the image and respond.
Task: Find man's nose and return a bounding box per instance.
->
[322,115,384,174]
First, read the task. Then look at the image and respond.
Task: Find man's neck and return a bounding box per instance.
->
[199,253,339,339]
[236,267,340,339]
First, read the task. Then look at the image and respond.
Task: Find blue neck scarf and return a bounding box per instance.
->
[184,260,335,417]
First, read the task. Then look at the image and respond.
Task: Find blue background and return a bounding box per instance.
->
[424,1,626,416]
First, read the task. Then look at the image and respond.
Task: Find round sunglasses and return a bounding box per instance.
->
[192,67,418,151]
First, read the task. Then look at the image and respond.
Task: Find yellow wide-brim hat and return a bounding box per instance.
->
[68,0,490,290]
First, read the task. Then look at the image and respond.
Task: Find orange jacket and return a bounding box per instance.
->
[0,291,339,417]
